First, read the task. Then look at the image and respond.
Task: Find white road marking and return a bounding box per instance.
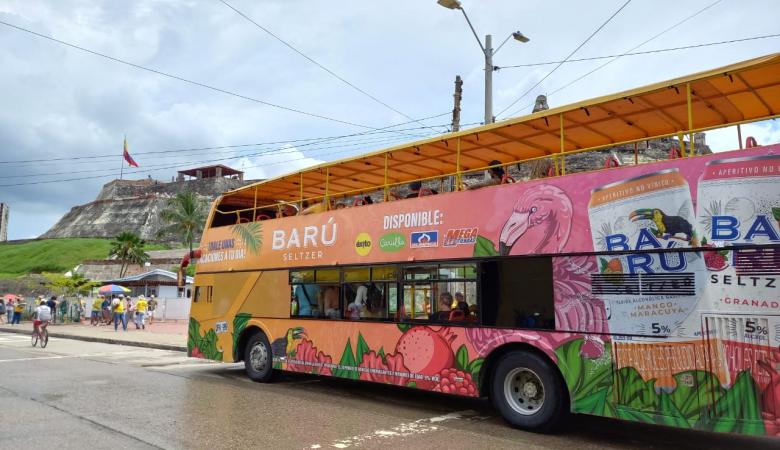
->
[0,355,79,363]
[308,410,484,449]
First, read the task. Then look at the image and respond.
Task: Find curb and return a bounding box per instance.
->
[0,327,186,352]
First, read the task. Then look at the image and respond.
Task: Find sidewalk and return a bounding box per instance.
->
[0,318,187,352]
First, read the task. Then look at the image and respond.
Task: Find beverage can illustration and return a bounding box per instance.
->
[697,155,780,247]
[697,155,780,316]
[587,169,704,337]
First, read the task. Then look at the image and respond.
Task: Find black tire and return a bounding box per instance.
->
[490,350,568,432]
[40,329,48,348]
[31,333,38,347]
[244,332,274,382]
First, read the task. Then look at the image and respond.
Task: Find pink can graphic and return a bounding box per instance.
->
[587,169,704,337]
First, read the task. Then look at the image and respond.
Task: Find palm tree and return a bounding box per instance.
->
[109,231,150,277]
[157,192,208,253]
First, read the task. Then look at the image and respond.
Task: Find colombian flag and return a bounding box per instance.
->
[123,138,139,167]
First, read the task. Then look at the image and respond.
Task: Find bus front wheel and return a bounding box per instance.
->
[490,350,568,432]
[244,332,274,382]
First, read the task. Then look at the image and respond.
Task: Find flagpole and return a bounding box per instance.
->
[119,135,125,181]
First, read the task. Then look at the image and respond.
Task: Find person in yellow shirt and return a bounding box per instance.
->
[91,296,103,326]
[134,296,148,330]
[113,295,127,331]
[12,299,25,325]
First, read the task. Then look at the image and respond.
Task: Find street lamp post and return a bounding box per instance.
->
[438,0,529,124]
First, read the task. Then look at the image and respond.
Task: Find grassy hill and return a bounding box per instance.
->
[0,238,167,279]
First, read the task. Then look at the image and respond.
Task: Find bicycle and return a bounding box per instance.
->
[32,321,49,348]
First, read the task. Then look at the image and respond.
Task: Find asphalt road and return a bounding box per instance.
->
[0,332,777,450]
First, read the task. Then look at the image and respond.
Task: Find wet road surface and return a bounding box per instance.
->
[0,332,777,450]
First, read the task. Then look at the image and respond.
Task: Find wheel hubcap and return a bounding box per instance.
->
[504,367,545,415]
[249,343,268,372]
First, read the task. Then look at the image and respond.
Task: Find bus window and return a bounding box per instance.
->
[401,263,477,323]
[291,283,321,317]
[480,258,554,330]
[344,265,398,320]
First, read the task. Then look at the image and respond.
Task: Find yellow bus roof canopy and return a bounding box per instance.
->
[225,52,780,206]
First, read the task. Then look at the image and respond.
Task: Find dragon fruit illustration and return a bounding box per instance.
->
[395,326,456,389]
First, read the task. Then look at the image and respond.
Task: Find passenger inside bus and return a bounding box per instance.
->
[466,160,512,190]
[429,292,452,322]
[293,283,321,316]
[322,286,340,319]
[345,284,367,319]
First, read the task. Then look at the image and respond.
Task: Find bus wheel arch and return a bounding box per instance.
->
[481,343,570,432]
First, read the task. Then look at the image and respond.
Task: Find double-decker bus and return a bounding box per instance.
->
[187,53,780,436]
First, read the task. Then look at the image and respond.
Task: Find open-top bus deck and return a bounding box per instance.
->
[188,53,780,436]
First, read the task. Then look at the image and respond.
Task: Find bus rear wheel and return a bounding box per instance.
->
[490,350,567,432]
[244,332,274,382]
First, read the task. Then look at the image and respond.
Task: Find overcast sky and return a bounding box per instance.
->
[1,0,778,240]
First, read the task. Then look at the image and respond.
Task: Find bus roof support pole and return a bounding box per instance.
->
[253,186,258,220]
[456,137,462,190]
[325,168,330,208]
[737,123,743,149]
[559,113,566,175]
[383,153,389,201]
[634,142,638,165]
[686,82,694,157]
[299,172,304,207]
[678,132,685,157]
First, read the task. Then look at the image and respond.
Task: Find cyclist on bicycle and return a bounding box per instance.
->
[33,301,52,336]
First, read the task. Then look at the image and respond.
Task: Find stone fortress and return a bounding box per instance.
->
[41,165,255,244]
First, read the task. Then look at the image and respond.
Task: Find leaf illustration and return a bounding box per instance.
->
[232,221,263,255]
[397,323,411,333]
[378,347,386,364]
[232,313,252,360]
[773,207,780,221]
[668,370,723,424]
[455,345,469,371]
[616,367,658,411]
[658,393,690,428]
[407,381,417,388]
[473,236,499,257]
[333,338,358,380]
[187,317,200,356]
[466,358,484,381]
[576,388,610,416]
[355,332,370,366]
[711,370,765,436]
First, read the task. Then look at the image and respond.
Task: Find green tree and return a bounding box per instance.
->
[109,231,150,277]
[157,192,208,253]
[43,272,100,297]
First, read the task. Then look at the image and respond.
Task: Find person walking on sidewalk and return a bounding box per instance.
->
[0,299,6,325]
[148,295,157,325]
[113,295,127,331]
[12,299,25,325]
[102,296,112,325]
[134,295,148,330]
[5,299,13,324]
[47,296,57,324]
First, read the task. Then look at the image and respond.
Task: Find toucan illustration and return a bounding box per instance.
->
[629,208,694,241]
[270,327,306,358]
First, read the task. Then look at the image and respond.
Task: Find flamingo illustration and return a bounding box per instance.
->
[498,184,574,256]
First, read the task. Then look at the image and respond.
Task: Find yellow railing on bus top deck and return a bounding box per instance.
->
[216,53,780,218]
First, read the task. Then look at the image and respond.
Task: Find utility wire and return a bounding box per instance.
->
[0,131,440,187]
[499,33,780,68]
[0,19,429,138]
[495,0,633,117]
[2,118,483,186]
[504,0,723,117]
[0,133,422,179]
[0,112,450,165]
[217,0,449,134]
